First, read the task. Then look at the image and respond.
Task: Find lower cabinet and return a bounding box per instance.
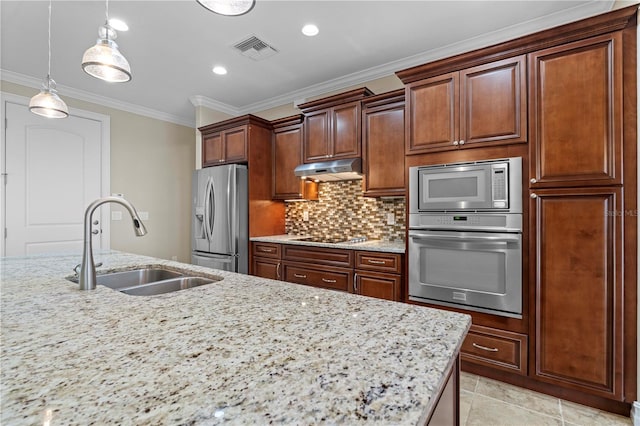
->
[250,242,404,301]
[461,325,528,375]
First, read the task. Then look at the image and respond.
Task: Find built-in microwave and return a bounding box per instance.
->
[409,157,522,214]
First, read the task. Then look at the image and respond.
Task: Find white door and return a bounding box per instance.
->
[2,99,109,256]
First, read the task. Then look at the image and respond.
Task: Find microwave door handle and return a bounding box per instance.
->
[409,233,520,243]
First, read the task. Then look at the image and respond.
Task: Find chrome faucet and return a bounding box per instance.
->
[79,195,147,290]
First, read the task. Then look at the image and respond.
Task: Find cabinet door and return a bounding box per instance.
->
[331,102,361,159]
[252,258,280,280]
[354,270,400,301]
[460,55,527,147]
[282,262,351,292]
[223,126,248,163]
[304,109,330,162]
[529,33,623,187]
[202,132,224,166]
[406,72,459,154]
[531,187,623,399]
[363,102,405,197]
[273,125,303,199]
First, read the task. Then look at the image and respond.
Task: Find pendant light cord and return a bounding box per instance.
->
[105,0,109,22]
[47,0,51,81]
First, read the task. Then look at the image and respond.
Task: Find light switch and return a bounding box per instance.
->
[139,211,149,220]
[303,211,309,221]
[386,213,395,225]
[112,211,122,221]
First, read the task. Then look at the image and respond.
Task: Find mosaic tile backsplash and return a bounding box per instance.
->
[285,180,406,242]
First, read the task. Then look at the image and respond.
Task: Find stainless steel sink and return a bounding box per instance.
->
[120,276,215,296]
[93,267,184,290]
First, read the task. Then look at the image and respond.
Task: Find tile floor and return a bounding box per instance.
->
[460,372,633,425]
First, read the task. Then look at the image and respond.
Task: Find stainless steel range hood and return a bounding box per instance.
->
[294,158,362,182]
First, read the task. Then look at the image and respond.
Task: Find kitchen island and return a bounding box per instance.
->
[1,251,470,424]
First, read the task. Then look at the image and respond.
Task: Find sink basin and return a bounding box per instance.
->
[120,276,214,296]
[92,267,184,290]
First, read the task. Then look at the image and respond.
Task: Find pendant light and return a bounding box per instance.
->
[196,0,255,16]
[29,0,68,119]
[81,0,131,83]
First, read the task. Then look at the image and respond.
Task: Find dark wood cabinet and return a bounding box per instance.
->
[202,125,248,166]
[354,251,403,301]
[272,115,317,201]
[251,242,281,280]
[462,325,528,376]
[299,88,373,163]
[528,33,623,188]
[405,55,527,154]
[530,187,623,399]
[362,90,406,197]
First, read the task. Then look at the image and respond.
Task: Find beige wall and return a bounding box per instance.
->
[1,80,195,262]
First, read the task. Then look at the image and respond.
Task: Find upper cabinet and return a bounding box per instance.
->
[402,55,527,154]
[528,33,623,188]
[361,90,406,197]
[298,87,373,163]
[201,125,248,166]
[271,115,318,201]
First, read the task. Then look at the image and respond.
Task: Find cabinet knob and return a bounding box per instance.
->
[452,140,459,146]
[530,193,537,199]
[218,159,224,163]
[530,178,537,184]
[459,140,465,145]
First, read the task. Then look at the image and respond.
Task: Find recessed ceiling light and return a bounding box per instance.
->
[212,66,227,75]
[108,18,128,32]
[302,24,319,37]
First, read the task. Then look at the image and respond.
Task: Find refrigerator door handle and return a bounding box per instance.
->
[203,178,212,241]
[208,177,216,241]
[228,166,235,252]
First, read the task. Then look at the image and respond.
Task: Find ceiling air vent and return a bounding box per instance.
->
[232,35,278,61]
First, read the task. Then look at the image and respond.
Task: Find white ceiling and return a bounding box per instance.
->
[1,1,615,127]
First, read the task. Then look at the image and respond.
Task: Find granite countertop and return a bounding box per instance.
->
[1,251,469,425]
[250,234,405,254]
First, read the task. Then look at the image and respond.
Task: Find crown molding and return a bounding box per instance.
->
[0,69,195,128]
[188,95,241,116]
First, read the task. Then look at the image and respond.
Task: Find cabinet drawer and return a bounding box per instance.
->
[252,242,281,259]
[251,258,280,280]
[461,325,527,375]
[282,263,351,292]
[355,251,402,273]
[283,245,353,268]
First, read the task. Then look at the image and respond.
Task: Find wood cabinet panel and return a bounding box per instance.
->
[529,33,622,187]
[531,187,623,398]
[252,258,280,280]
[303,110,330,162]
[362,91,405,197]
[224,126,248,163]
[461,55,527,146]
[462,325,527,375]
[273,118,304,200]
[355,251,402,274]
[282,245,353,268]
[354,270,399,301]
[331,102,361,159]
[201,126,248,166]
[252,242,281,259]
[407,72,458,153]
[282,262,351,292]
[202,133,223,166]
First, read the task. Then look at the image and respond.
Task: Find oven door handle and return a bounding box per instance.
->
[409,232,520,243]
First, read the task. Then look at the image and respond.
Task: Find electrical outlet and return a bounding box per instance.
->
[303,211,309,221]
[386,213,395,225]
[139,211,149,220]
[171,256,178,261]
[111,211,122,221]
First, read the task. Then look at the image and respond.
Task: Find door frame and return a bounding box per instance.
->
[0,92,111,256]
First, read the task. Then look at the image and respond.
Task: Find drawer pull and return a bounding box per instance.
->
[322,278,337,283]
[294,273,307,279]
[472,343,499,352]
[259,248,274,252]
[367,259,386,265]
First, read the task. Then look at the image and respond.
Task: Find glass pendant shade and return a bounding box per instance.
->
[196,0,255,16]
[82,25,131,83]
[29,77,69,119]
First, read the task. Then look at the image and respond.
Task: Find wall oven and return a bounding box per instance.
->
[408,157,523,318]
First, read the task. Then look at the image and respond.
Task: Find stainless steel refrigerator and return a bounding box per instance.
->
[192,164,248,274]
